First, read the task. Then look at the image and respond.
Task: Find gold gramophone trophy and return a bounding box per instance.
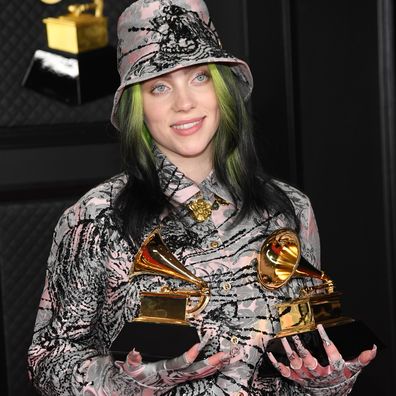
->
[111,228,210,362]
[23,0,118,104]
[258,229,382,377]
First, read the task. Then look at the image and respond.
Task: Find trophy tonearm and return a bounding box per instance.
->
[258,228,352,337]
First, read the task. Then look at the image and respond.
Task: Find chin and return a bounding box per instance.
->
[179,148,209,158]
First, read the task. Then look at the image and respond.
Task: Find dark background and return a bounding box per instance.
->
[1,0,395,395]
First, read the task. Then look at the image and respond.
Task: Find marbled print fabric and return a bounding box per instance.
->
[28,148,356,395]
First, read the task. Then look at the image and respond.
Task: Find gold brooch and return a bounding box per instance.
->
[187,198,212,222]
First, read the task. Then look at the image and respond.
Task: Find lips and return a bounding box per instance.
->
[171,117,205,135]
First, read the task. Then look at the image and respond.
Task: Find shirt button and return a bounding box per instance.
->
[231,335,239,344]
[210,241,219,248]
[222,281,232,291]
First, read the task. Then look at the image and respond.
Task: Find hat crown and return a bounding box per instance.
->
[117,0,220,81]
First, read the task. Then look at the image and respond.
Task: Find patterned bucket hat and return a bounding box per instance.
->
[111,0,253,130]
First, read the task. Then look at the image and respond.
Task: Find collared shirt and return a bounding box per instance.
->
[28,149,324,396]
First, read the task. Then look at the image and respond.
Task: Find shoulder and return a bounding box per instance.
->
[271,179,312,214]
[57,173,127,231]
[271,179,320,267]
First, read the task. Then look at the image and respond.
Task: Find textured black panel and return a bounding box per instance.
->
[0,198,77,396]
[0,0,131,127]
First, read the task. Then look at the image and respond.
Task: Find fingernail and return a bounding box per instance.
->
[292,335,309,358]
[267,352,280,369]
[317,324,332,347]
[281,337,291,351]
[372,344,377,352]
[267,351,275,362]
[198,332,211,350]
[197,341,206,351]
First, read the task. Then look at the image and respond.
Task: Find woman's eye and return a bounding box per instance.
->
[151,84,169,94]
[194,72,209,83]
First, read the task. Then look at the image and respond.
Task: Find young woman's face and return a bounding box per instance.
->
[141,64,220,168]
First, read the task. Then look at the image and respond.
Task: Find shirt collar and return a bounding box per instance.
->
[153,146,235,207]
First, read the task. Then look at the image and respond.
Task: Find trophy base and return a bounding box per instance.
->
[22,46,118,104]
[111,321,201,362]
[259,320,384,377]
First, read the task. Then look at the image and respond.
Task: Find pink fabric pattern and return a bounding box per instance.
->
[28,148,358,395]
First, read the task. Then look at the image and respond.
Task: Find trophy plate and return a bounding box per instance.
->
[111,321,201,362]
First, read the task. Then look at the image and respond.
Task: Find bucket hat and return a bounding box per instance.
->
[111,0,253,130]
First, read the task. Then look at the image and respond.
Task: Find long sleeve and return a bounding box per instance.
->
[297,194,321,270]
[27,204,143,395]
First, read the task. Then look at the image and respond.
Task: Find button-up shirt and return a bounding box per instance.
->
[29,149,355,396]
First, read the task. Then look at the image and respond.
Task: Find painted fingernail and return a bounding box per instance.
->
[267,352,280,369]
[198,331,212,349]
[281,338,293,353]
[317,324,333,347]
[129,349,140,358]
[292,335,309,358]
[288,351,297,360]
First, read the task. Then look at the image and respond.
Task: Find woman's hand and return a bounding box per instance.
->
[116,342,230,393]
[267,324,377,389]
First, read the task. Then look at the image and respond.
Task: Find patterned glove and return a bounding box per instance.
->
[116,341,230,395]
[267,324,377,396]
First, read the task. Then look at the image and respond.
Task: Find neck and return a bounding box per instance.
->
[177,158,212,184]
[162,149,213,184]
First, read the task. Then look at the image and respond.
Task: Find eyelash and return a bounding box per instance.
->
[194,71,209,83]
[151,84,168,94]
[150,70,210,94]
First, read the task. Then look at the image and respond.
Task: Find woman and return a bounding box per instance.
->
[28,0,376,395]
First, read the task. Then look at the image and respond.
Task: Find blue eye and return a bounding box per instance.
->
[151,84,168,94]
[194,72,209,83]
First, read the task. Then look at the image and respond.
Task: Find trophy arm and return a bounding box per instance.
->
[300,279,335,296]
[186,287,210,317]
[68,0,104,17]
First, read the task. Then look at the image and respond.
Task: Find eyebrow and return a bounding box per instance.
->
[147,65,209,83]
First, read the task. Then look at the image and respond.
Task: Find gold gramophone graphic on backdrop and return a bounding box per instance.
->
[258,228,382,377]
[23,0,118,104]
[111,228,210,362]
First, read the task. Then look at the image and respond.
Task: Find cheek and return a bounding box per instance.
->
[202,90,220,121]
[143,105,163,132]
[211,98,221,130]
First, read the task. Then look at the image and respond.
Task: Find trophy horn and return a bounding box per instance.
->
[258,228,331,290]
[130,228,210,316]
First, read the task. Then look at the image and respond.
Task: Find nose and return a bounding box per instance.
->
[172,86,195,112]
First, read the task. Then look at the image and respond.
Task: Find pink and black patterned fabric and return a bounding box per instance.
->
[28,148,358,395]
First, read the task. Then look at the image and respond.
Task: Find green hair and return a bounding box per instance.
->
[118,84,153,174]
[209,63,249,194]
[115,63,298,240]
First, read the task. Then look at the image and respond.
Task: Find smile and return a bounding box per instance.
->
[173,120,201,130]
[171,117,205,135]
